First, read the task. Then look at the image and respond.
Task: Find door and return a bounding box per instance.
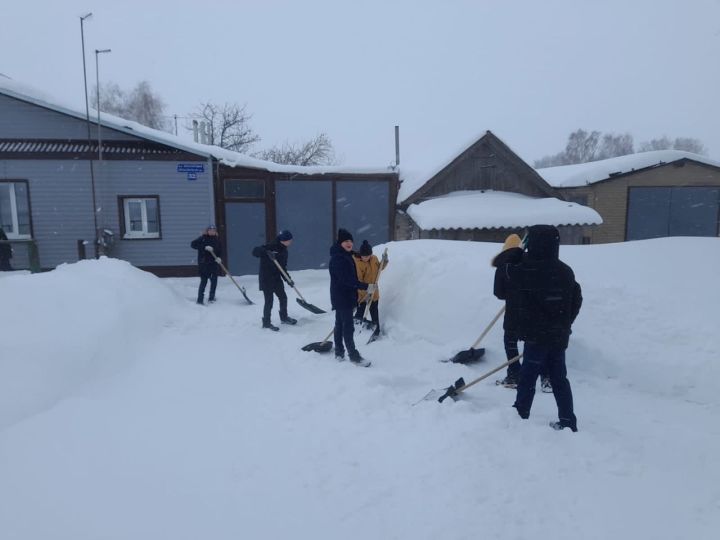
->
[335,180,390,246]
[275,180,333,270]
[225,202,266,275]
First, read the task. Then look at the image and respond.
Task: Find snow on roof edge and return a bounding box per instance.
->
[406,190,602,230]
[537,150,720,188]
[0,74,394,176]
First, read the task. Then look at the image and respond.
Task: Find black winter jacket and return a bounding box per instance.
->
[329,243,368,310]
[252,240,289,291]
[492,246,524,332]
[502,226,582,349]
[191,235,223,274]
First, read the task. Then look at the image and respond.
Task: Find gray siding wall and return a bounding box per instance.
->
[98,160,214,266]
[0,159,214,269]
[0,160,96,268]
[0,93,139,141]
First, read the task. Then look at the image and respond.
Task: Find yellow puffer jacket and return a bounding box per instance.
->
[354,254,387,302]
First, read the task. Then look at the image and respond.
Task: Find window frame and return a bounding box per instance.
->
[118,195,162,240]
[223,178,266,200]
[0,179,33,240]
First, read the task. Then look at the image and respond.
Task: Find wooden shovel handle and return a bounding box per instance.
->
[457,354,523,394]
[471,305,506,349]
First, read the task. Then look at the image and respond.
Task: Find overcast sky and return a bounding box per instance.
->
[2,0,719,175]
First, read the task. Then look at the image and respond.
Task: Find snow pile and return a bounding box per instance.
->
[405,190,602,230]
[0,258,181,430]
[538,150,720,187]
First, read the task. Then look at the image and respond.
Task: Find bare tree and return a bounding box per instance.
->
[95,80,169,131]
[639,136,706,155]
[189,102,260,152]
[596,133,634,160]
[254,133,337,166]
[534,128,709,168]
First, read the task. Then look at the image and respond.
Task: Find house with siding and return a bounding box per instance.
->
[0,76,398,275]
[539,151,720,243]
[396,131,601,243]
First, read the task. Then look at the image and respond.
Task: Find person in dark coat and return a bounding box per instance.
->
[492,233,525,386]
[493,233,552,392]
[502,225,583,432]
[191,225,223,305]
[329,228,370,362]
[252,230,297,331]
[0,228,13,271]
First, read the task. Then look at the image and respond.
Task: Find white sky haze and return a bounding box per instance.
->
[2,0,719,174]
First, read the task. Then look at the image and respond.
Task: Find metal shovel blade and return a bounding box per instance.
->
[301,341,333,353]
[241,289,254,305]
[438,377,466,403]
[296,298,326,314]
[449,347,486,364]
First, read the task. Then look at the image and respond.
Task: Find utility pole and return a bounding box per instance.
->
[80,12,100,257]
[95,48,111,162]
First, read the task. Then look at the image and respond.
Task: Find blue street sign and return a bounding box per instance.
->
[177,163,205,173]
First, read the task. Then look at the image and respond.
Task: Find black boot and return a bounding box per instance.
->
[262,318,279,331]
[281,315,297,325]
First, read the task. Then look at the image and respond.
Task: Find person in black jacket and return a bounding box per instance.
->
[252,230,297,331]
[502,225,583,432]
[191,225,223,305]
[329,228,370,363]
[0,228,13,271]
[493,233,552,392]
[492,233,525,387]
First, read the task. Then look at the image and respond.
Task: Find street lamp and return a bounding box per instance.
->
[79,12,100,257]
[95,48,111,161]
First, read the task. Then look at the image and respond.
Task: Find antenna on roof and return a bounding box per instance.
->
[395,125,400,167]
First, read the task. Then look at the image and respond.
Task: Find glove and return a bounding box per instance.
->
[265,250,277,260]
[366,283,377,296]
[216,257,222,263]
[286,278,295,288]
[204,245,214,252]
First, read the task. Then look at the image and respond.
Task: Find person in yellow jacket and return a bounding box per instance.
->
[353,240,388,334]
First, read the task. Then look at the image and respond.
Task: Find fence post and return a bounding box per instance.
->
[28,241,41,273]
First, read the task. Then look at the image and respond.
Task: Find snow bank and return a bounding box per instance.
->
[379,237,720,403]
[0,258,181,430]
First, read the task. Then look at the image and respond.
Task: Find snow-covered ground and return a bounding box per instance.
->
[1,238,718,540]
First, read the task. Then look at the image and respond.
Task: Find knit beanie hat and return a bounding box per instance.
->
[277,230,293,242]
[359,240,372,256]
[337,228,353,243]
[501,233,522,252]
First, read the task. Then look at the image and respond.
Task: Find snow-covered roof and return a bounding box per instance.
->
[406,190,602,230]
[398,131,503,203]
[538,150,720,188]
[0,74,393,176]
[397,130,553,204]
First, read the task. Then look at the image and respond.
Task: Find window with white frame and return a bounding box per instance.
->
[121,196,161,239]
[0,181,32,239]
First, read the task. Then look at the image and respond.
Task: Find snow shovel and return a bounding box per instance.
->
[436,353,523,403]
[266,251,326,314]
[446,305,505,363]
[301,328,334,353]
[205,246,253,305]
